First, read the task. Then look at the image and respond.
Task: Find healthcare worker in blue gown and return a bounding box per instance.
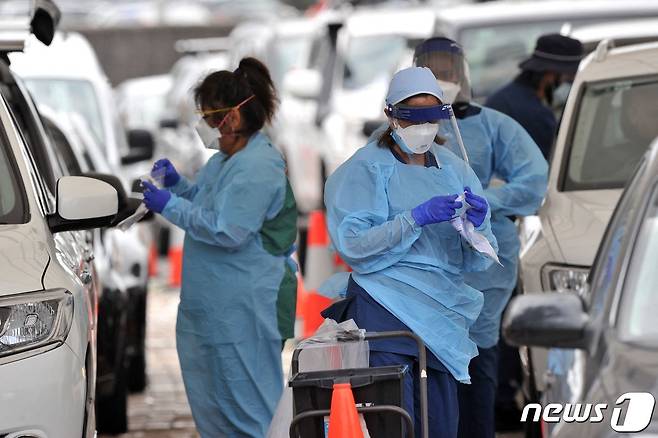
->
[412,38,548,437]
[322,66,498,438]
[140,57,297,438]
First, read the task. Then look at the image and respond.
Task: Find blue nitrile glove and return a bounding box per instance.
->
[152,158,180,187]
[142,180,171,213]
[411,194,462,227]
[464,186,488,228]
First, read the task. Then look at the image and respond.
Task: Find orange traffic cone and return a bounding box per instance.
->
[304,211,334,290]
[328,383,364,438]
[148,242,158,277]
[168,226,185,287]
[302,210,333,337]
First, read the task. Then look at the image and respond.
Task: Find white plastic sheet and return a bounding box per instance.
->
[116,168,166,231]
[267,319,369,438]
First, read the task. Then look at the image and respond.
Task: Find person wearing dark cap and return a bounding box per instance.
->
[485,33,583,433]
[486,33,584,160]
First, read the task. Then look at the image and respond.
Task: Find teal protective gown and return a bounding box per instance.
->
[324,140,498,383]
[161,132,289,437]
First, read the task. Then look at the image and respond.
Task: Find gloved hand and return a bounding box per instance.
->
[152,158,180,187]
[411,194,462,227]
[464,187,488,228]
[142,181,171,213]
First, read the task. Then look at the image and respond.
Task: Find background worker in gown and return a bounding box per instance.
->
[141,57,297,438]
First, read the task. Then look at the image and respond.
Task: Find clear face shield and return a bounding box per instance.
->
[386,102,470,165]
[413,38,472,105]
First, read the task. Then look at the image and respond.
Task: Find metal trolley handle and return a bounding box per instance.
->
[290,330,429,438]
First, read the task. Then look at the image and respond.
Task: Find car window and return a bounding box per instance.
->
[0,128,27,224]
[23,79,105,149]
[43,118,82,176]
[618,182,658,344]
[1,81,59,200]
[342,34,408,91]
[563,76,658,191]
[268,35,313,88]
[586,158,647,313]
[460,20,568,99]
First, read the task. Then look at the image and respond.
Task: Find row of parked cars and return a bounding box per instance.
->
[0,3,157,436]
[206,0,658,269]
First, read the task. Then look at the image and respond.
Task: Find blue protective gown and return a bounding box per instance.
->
[324,139,498,383]
[161,132,286,438]
[456,103,548,349]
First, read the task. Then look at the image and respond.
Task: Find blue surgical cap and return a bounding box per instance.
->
[385,67,444,106]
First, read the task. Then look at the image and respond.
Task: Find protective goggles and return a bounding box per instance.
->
[386,103,452,123]
[196,95,255,118]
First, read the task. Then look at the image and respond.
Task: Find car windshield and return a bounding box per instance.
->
[619,185,658,344]
[564,76,658,191]
[0,133,27,224]
[343,35,408,91]
[269,36,313,88]
[23,79,105,148]
[459,21,569,100]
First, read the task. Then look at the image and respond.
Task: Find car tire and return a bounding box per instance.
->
[128,288,148,393]
[96,362,128,434]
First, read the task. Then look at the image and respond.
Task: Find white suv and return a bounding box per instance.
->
[0,60,120,438]
[519,41,658,393]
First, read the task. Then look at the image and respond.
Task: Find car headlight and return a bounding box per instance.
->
[541,263,589,295]
[0,289,74,358]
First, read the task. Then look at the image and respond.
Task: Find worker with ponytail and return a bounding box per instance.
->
[142,57,298,437]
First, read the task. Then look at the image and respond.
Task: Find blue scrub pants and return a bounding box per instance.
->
[457,346,499,438]
[370,351,459,438]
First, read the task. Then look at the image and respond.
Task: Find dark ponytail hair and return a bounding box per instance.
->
[194,57,278,135]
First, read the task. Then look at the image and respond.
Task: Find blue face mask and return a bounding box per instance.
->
[552,82,572,108]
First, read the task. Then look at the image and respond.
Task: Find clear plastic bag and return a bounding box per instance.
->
[267,319,370,438]
[116,168,166,231]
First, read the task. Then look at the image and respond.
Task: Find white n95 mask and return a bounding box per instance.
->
[391,122,439,155]
[195,119,221,150]
[437,80,461,104]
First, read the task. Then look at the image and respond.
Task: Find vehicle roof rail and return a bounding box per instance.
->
[594,38,614,62]
[174,37,231,55]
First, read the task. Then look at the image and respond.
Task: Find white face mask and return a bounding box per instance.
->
[391,121,439,155]
[437,80,461,104]
[195,119,221,150]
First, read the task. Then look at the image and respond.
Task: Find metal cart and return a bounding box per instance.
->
[288,330,429,438]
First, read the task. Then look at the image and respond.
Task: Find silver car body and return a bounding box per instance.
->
[519,41,658,391]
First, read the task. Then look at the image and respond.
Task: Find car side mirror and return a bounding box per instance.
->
[159,118,179,129]
[81,173,150,225]
[502,292,590,349]
[283,69,322,100]
[48,176,119,233]
[122,129,155,165]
